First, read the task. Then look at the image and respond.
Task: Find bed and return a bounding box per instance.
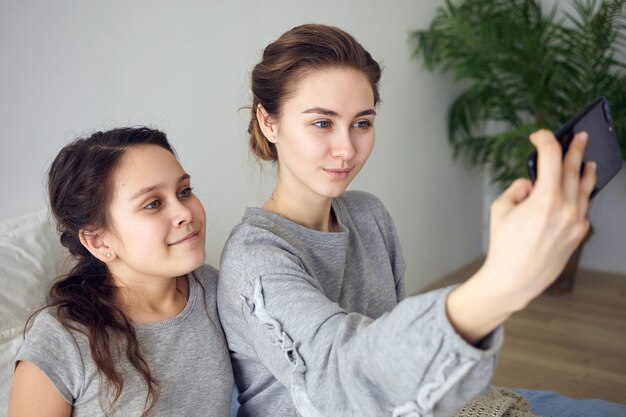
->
[0,209,71,413]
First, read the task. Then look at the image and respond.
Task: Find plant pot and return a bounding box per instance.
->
[544,224,594,295]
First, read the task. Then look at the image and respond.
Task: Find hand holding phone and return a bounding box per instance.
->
[454,129,597,341]
[527,97,622,198]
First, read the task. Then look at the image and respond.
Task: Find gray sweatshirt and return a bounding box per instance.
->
[218,191,502,417]
[15,264,233,417]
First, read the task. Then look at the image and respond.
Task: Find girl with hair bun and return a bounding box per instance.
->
[217,24,603,417]
[8,127,233,416]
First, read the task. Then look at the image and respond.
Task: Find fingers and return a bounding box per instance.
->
[529,130,563,195]
[562,132,588,203]
[530,129,593,217]
[578,161,597,215]
[491,178,533,216]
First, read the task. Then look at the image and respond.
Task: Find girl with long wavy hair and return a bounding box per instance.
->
[8,127,233,416]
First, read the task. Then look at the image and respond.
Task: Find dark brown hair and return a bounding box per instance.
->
[43,127,174,416]
[249,23,382,162]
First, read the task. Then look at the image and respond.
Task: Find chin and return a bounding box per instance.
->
[320,185,351,199]
[180,252,206,275]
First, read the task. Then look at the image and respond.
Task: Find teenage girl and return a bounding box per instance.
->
[8,127,233,416]
[217,24,599,417]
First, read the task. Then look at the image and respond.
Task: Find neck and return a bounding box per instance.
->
[112,274,188,323]
[264,183,337,232]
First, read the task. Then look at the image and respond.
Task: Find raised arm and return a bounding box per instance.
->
[8,361,71,417]
[447,130,596,344]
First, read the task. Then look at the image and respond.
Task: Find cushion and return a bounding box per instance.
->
[0,209,71,411]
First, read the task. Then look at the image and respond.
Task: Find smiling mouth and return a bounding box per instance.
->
[323,168,352,179]
[168,231,199,246]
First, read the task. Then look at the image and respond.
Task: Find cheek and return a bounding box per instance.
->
[130,219,168,244]
[356,135,375,161]
[282,124,326,154]
[193,198,206,223]
[105,218,132,254]
[184,196,206,230]
[300,137,332,162]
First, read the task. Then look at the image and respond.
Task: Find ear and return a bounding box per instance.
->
[78,228,115,263]
[256,104,278,143]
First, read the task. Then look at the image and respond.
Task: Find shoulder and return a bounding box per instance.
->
[190,263,219,304]
[340,190,384,206]
[337,190,387,215]
[188,264,219,305]
[225,209,292,246]
[336,191,403,264]
[336,190,393,227]
[219,214,311,298]
[16,308,87,401]
[27,308,77,341]
[191,263,219,285]
[221,212,305,271]
[21,308,88,355]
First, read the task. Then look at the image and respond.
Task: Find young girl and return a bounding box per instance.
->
[8,127,233,416]
[217,24,603,417]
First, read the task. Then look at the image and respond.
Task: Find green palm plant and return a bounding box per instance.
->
[411,0,626,187]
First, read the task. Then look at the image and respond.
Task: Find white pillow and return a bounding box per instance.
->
[0,209,71,413]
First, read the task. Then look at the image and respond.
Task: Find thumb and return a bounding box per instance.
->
[491,178,533,217]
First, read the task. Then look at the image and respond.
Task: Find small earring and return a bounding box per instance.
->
[270,136,275,143]
[106,253,111,258]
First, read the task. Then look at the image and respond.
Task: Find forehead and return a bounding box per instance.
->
[283,67,375,112]
[112,145,183,196]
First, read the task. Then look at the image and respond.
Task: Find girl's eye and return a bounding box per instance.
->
[178,187,193,198]
[313,120,331,129]
[144,200,161,210]
[353,120,371,129]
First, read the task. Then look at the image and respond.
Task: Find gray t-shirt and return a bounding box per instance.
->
[15,264,233,417]
[218,190,503,417]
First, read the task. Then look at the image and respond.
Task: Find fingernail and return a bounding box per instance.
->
[578,132,588,143]
[588,161,597,171]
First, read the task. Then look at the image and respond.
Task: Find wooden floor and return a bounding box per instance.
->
[419,260,626,404]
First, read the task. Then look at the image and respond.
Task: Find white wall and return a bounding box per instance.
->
[580,169,626,273]
[0,0,485,296]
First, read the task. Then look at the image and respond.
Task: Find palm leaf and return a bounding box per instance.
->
[410,0,626,188]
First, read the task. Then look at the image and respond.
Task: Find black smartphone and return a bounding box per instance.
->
[527,97,623,198]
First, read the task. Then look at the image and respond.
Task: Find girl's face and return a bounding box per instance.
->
[273,67,376,200]
[104,144,206,284]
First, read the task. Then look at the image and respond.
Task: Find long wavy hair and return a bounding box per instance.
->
[36,127,176,416]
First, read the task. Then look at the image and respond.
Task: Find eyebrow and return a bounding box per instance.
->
[302,107,377,117]
[130,174,190,201]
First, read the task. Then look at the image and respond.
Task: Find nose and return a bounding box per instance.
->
[172,200,192,227]
[330,128,356,161]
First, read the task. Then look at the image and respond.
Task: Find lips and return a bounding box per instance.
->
[168,231,199,246]
[323,168,352,179]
